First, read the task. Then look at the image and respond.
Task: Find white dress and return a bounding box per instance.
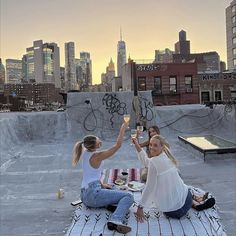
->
[138,149,189,212]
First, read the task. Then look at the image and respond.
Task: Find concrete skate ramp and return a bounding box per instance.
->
[1,96,236,235]
[1,96,235,152]
[0,112,67,152]
[154,104,236,142]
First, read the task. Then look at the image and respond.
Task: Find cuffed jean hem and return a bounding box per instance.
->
[164,189,192,219]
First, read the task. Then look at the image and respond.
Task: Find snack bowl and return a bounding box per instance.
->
[114,178,125,186]
[127,181,145,192]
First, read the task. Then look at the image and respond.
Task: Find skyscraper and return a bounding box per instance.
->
[74,52,92,91]
[23,40,61,88]
[101,58,115,89]
[226,0,236,71]
[0,58,5,93]
[173,30,220,73]
[65,42,77,91]
[174,30,190,55]
[117,29,127,77]
[6,59,23,83]
[80,52,92,86]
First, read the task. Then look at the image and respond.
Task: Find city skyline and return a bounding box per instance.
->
[0,0,233,84]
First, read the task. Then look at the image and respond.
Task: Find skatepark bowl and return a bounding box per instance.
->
[0,91,236,236]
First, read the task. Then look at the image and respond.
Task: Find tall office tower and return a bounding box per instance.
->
[75,52,92,89]
[174,30,190,55]
[80,52,92,85]
[117,30,127,77]
[24,40,61,88]
[75,58,82,85]
[65,42,77,91]
[6,59,23,83]
[22,54,28,82]
[60,67,65,90]
[102,58,115,84]
[0,58,5,93]
[226,0,236,71]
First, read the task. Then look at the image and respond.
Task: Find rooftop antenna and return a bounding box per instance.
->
[120,27,122,41]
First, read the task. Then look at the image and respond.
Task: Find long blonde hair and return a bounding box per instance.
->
[72,135,97,166]
[151,135,178,166]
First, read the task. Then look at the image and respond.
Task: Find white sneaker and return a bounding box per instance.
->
[107,220,131,234]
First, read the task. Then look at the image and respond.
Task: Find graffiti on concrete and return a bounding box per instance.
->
[102,93,127,127]
[137,94,154,122]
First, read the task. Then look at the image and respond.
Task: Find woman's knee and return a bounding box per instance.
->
[124,193,134,205]
[128,193,134,201]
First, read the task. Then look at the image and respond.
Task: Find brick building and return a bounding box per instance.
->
[122,60,199,105]
[0,94,26,111]
[4,83,63,105]
[197,72,236,103]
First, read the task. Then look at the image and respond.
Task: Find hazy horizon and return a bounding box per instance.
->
[0,0,233,84]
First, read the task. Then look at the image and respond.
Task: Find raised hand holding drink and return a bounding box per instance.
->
[137,125,144,138]
[123,114,130,124]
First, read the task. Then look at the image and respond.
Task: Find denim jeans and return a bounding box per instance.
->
[81,180,134,222]
[164,189,192,219]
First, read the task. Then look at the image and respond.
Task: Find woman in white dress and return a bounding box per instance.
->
[131,134,215,222]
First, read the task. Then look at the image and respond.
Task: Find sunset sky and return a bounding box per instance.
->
[0,0,233,84]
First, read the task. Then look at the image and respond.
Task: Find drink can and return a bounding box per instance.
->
[57,188,64,199]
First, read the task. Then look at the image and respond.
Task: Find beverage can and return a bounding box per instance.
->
[57,188,64,199]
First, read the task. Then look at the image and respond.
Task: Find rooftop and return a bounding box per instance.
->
[0,93,235,236]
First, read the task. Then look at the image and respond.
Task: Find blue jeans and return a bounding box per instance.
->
[164,190,192,219]
[81,180,134,222]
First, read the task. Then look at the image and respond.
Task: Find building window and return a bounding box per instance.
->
[231,91,236,100]
[233,59,236,66]
[233,26,236,34]
[169,76,177,93]
[185,75,192,92]
[232,5,236,13]
[215,91,222,101]
[232,16,236,23]
[201,91,210,103]
[233,48,236,55]
[154,77,161,93]
[233,37,236,44]
[138,77,146,91]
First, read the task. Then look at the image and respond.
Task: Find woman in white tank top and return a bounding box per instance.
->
[72,122,134,234]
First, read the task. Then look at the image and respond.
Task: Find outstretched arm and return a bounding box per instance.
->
[136,130,149,148]
[132,137,150,167]
[132,137,142,152]
[139,140,149,148]
[90,122,128,168]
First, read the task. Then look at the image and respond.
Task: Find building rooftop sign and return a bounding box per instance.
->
[136,64,161,71]
[198,72,236,80]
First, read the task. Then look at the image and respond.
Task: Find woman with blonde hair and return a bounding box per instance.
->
[137,125,161,182]
[132,134,215,221]
[72,123,134,234]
